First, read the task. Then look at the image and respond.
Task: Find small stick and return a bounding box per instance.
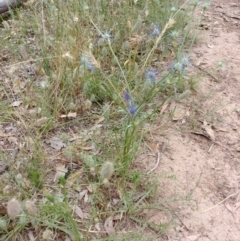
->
[147,151,161,174]
[208,143,214,153]
[193,63,219,82]
[201,191,240,213]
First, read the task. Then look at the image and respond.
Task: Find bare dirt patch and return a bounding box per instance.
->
[149,1,240,240]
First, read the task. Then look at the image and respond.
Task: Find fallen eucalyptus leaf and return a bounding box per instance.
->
[34,117,48,127]
[104,216,115,235]
[72,205,84,219]
[202,121,215,141]
[47,137,66,150]
[10,100,22,107]
[54,163,68,183]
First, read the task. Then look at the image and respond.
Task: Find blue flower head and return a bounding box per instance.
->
[128,104,137,116]
[180,54,190,67]
[101,31,113,41]
[123,92,131,101]
[145,69,158,83]
[80,54,96,72]
[150,25,161,37]
[173,54,190,74]
[123,91,137,116]
[169,30,180,39]
[98,31,114,46]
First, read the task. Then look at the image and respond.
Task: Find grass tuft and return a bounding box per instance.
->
[0,0,208,240]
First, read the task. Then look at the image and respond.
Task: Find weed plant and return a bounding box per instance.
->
[0,0,207,240]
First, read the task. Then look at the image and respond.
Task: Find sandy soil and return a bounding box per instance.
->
[148,1,240,240]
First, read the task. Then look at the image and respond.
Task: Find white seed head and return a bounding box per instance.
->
[7,198,21,218]
[3,185,11,195]
[73,16,79,22]
[167,18,176,29]
[25,200,38,216]
[90,167,96,176]
[100,161,114,180]
[42,229,54,241]
[83,99,92,110]
[103,178,110,187]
